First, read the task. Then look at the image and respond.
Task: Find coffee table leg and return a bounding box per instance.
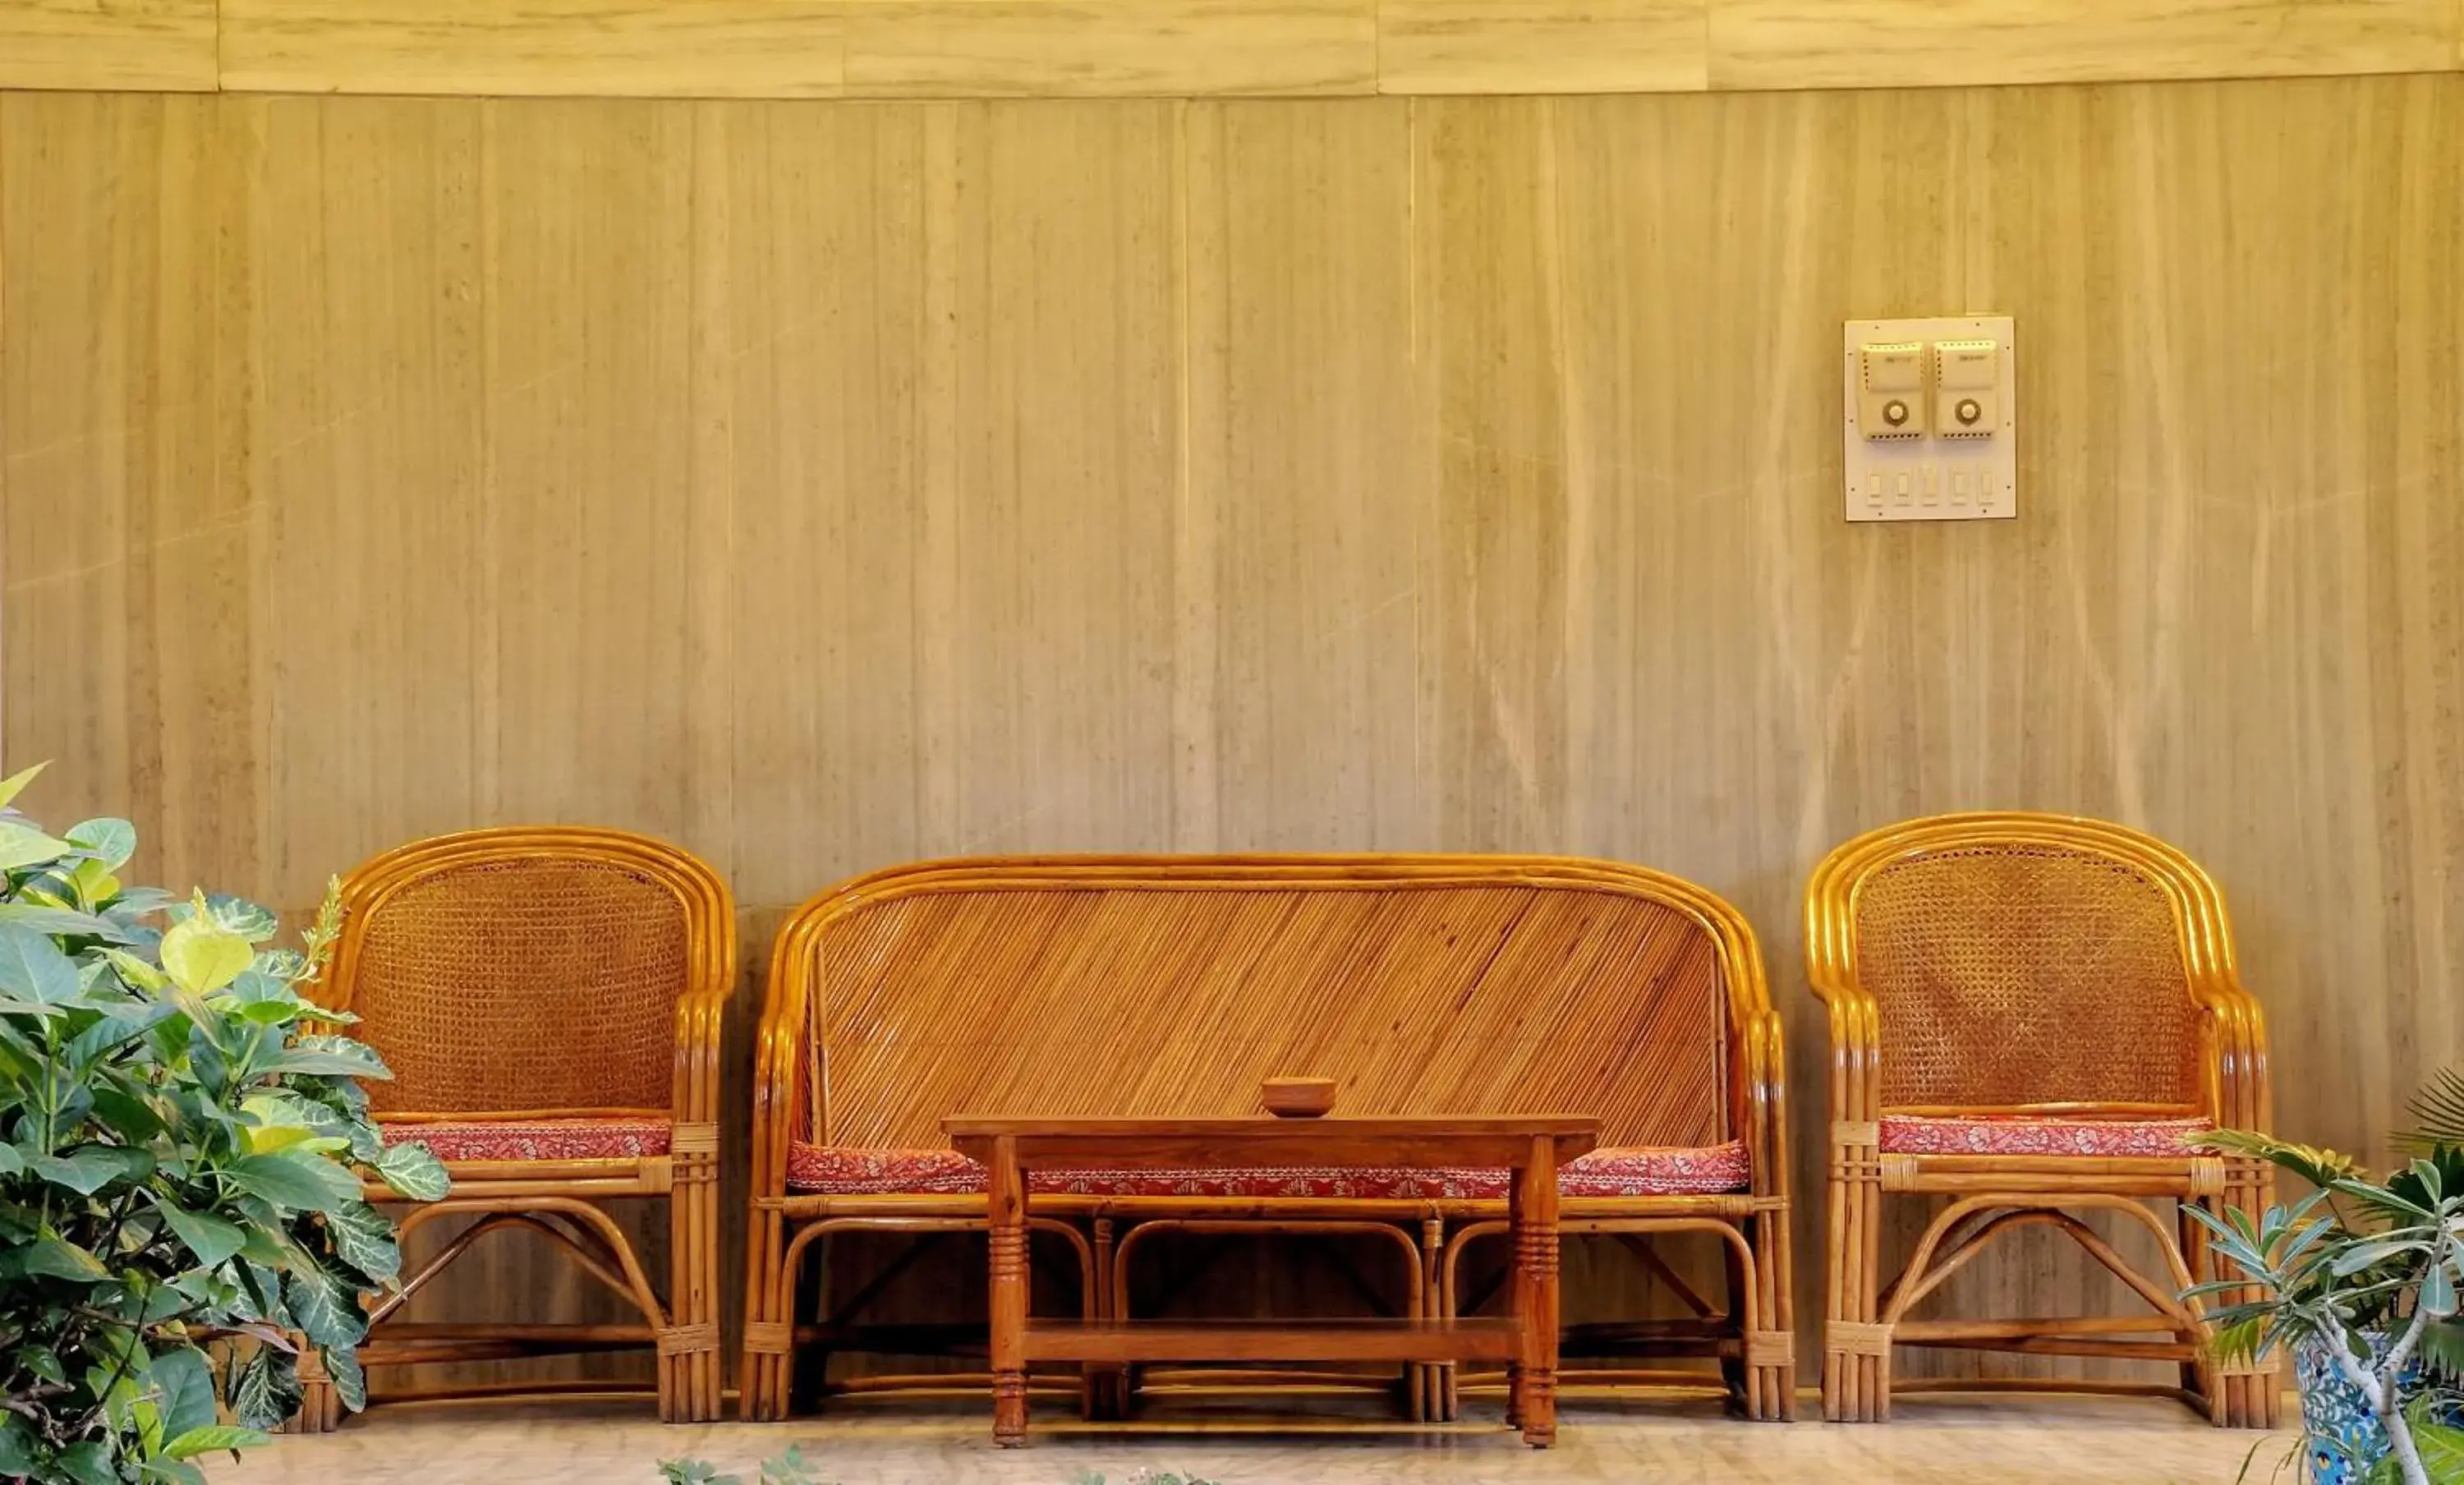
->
[989,1134,1030,1446]
[1514,1135,1560,1447]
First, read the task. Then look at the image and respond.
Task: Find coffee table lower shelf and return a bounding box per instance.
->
[949,1115,1596,1451]
[1022,1317,1524,1366]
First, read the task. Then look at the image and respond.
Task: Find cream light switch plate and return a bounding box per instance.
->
[1843,315,2016,522]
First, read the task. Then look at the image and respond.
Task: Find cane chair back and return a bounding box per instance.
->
[329,827,733,1119]
[1807,813,2252,1119]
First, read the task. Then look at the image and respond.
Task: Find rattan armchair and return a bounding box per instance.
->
[297,826,734,1427]
[1805,812,2275,1428]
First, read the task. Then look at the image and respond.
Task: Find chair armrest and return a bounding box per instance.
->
[668,888,738,1152]
[746,912,819,1202]
[1743,1006,1791,1199]
[1809,975,1882,1131]
[2199,974,2272,1136]
[1804,862,1882,1133]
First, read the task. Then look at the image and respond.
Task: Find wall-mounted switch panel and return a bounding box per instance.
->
[1843,315,2016,522]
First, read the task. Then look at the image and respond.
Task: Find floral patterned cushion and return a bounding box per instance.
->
[1877,1114,2211,1158]
[1558,1143,1751,1197]
[784,1140,1750,1198]
[380,1119,673,1163]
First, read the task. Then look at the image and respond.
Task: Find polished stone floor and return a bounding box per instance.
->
[209,1388,2299,1484]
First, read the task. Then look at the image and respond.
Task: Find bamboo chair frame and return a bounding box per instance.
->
[297,826,735,1428]
[740,853,1792,1425]
[1805,811,2276,1428]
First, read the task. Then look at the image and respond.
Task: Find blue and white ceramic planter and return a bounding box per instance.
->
[2294,1338,2425,1484]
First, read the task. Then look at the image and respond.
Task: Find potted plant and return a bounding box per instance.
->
[2187,1074,2464,1485]
[0,765,446,1481]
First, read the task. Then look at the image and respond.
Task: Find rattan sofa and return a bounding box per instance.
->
[740,853,1794,1423]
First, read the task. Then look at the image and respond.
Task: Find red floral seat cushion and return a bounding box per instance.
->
[1878,1114,2211,1158]
[784,1140,1749,1199]
[380,1119,673,1163]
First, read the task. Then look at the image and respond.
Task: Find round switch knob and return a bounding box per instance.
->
[1955,398,1983,425]
[1882,399,1910,427]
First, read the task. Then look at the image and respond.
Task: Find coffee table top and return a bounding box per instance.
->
[943,1115,1599,1170]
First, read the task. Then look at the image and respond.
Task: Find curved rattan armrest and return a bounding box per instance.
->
[1742,1005,1791,1198]
[2200,974,2271,1135]
[1804,841,1882,1132]
[747,899,825,1203]
[665,852,738,1143]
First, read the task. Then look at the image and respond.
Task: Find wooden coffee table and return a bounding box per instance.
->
[943,1115,1599,1448]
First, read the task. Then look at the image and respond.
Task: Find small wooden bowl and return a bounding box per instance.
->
[1260,1077,1337,1119]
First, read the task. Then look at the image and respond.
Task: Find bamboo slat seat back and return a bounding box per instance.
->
[785,857,1765,1156]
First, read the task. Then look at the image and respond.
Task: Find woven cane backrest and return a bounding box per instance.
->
[788,857,1766,1152]
[1816,818,2218,1111]
[333,830,723,1117]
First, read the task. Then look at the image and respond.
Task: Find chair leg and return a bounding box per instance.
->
[1502,1175,1525,1429]
[283,1342,340,1434]
[2211,1166,2283,1431]
[1755,1203,1798,1422]
[1718,1234,1750,1414]
[1415,1216,1444,1424]
[740,1209,793,1422]
[660,1170,724,1423]
[695,1175,724,1420]
[770,1231,804,1421]
[1088,1217,1123,1420]
[2181,1198,2217,1414]
[1433,1219,1464,1423]
[656,1184,681,1423]
[1824,1153,1889,1423]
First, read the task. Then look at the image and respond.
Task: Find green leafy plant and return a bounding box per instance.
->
[0,765,448,1482]
[2186,1129,2464,1485]
[2402,1068,2464,1153]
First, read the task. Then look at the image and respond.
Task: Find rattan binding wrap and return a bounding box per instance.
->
[1852,844,2202,1110]
[742,1320,794,1355]
[1827,1322,1895,1357]
[657,1323,721,1356]
[349,855,691,1115]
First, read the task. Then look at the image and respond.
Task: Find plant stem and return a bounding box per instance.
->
[2318,1303,2431,1485]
